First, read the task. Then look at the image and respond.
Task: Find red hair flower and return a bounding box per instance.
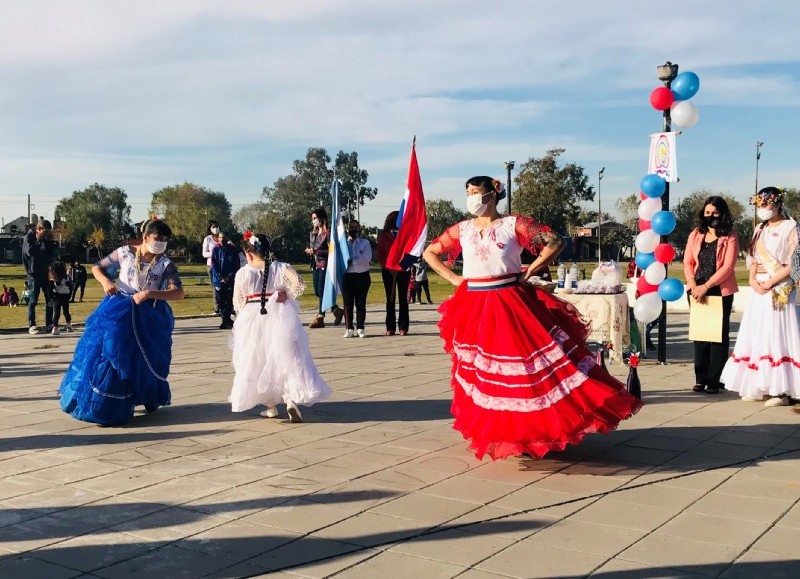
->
[243,230,253,241]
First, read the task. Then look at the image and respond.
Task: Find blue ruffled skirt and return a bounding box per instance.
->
[59,295,174,426]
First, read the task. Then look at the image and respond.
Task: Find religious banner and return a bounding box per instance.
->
[648,132,678,182]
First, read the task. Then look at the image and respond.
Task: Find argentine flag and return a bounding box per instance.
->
[321,179,351,311]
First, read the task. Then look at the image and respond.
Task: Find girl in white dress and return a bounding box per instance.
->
[720,187,800,406]
[229,232,331,422]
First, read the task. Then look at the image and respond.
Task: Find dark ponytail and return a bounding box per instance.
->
[254,234,271,315]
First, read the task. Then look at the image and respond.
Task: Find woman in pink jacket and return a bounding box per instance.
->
[683,196,739,394]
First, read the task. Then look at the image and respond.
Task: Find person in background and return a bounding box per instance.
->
[202,220,221,314]
[407,266,417,304]
[69,260,88,303]
[342,220,372,338]
[48,260,74,335]
[7,287,19,307]
[306,207,344,328]
[377,211,411,336]
[211,231,241,330]
[721,187,799,407]
[23,220,60,335]
[414,258,433,304]
[683,196,739,394]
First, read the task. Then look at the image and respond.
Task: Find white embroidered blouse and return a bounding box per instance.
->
[96,246,182,295]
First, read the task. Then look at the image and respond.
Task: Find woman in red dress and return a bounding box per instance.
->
[423,176,642,460]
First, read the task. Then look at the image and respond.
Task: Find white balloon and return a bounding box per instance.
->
[635,230,660,254]
[671,100,699,128]
[638,197,662,221]
[633,292,662,324]
[644,262,667,285]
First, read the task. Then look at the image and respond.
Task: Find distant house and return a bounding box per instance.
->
[0,216,29,264]
[573,220,627,261]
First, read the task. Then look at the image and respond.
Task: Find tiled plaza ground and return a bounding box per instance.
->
[1,305,799,578]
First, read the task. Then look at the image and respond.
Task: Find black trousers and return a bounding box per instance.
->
[215,283,234,324]
[343,272,371,330]
[70,280,86,302]
[415,279,431,303]
[52,294,71,326]
[691,292,734,389]
[381,268,410,333]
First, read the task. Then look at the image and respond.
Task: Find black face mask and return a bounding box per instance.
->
[703,216,720,229]
[349,230,359,238]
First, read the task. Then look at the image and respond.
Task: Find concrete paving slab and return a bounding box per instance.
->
[1,307,799,577]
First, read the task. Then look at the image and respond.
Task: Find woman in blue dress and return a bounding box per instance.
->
[59,219,185,426]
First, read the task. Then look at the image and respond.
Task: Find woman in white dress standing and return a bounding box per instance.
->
[229,232,331,422]
[721,187,800,406]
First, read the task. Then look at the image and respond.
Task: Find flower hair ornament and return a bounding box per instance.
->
[491,178,507,201]
[243,230,262,249]
[750,187,785,207]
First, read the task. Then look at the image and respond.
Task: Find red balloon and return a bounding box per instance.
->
[637,276,659,294]
[650,86,675,111]
[639,219,651,231]
[640,191,647,200]
[654,243,676,263]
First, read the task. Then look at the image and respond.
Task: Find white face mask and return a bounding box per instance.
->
[756,208,774,221]
[312,218,320,227]
[467,194,490,216]
[147,240,167,254]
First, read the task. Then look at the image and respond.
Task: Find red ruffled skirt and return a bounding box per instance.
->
[438,282,642,460]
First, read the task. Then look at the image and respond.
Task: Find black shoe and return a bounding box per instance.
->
[692,384,705,393]
[219,321,233,329]
[706,386,720,394]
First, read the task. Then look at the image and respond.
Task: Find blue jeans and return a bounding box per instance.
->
[27,275,53,328]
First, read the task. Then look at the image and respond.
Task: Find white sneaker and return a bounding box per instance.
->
[51,326,60,336]
[65,323,73,332]
[357,329,366,338]
[28,326,40,335]
[742,395,765,402]
[765,396,790,408]
[343,329,355,338]
[260,406,280,418]
[286,400,303,423]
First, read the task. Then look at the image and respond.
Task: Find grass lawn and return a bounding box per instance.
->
[0,263,459,330]
[0,261,752,330]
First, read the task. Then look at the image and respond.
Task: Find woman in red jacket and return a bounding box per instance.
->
[683,196,739,394]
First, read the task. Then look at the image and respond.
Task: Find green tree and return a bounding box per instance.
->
[426,199,469,240]
[514,148,594,233]
[335,150,378,221]
[54,183,131,253]
[782,187,800,217]
[149,182,233,260]
[261,147,377,260]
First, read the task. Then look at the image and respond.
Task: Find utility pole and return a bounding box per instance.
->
[753,141,764,227]
[597,167,605,264]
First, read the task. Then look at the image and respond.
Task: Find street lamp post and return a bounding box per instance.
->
[504,161,515,214]
[597,167,605,264]
[753,141,764,227]
[655,61,679,365]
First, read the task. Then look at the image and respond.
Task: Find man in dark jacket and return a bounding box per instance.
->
[210,232,241,329]
[22,220,60,334]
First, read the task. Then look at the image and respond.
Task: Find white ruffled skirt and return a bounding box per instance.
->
[229,294,331,412]
[720,275,800,399]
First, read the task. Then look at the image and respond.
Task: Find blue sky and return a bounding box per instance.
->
[1,0,798,230]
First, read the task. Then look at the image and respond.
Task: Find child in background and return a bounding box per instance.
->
[48,261,73,335]
[8,287,19,307]
[229,232,331,422]
[1,285,9,306]
[407,266,417,304]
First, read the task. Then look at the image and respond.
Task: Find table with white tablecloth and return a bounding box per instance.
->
[554,291,630,364]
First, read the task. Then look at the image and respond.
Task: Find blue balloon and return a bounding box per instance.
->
[658,277,685,302]
[635,251,656,270]
[640,174,666,198]
[672,71,700,101]
[651,211,676,236]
